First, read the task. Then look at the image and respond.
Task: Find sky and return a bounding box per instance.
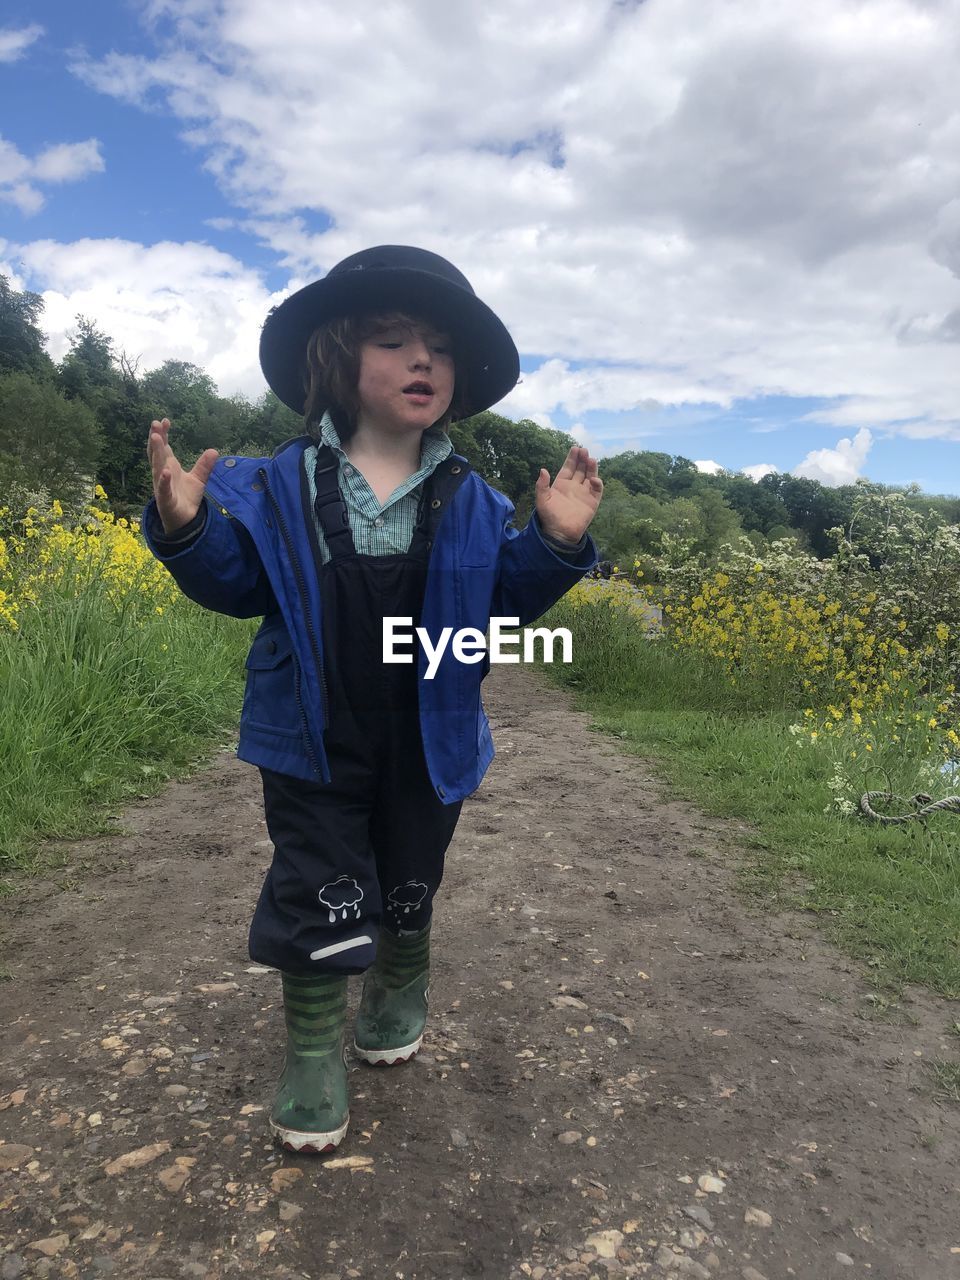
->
[1,0,960,493]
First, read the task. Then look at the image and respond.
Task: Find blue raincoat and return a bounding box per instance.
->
[143,437,597,802]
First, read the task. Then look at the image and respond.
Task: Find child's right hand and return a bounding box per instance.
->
[147,418,219,535]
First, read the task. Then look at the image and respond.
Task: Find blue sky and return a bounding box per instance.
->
[0,1,283,274]
[2,0,960,493]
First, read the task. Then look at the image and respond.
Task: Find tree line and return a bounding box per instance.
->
[1,274,955,559]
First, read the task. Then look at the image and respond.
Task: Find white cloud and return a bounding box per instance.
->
[0,137,39,213]
[793,428,873,486]
[0,135,104,213]
[0,238,275,399]
[6,0,949,442]
[742,463,777,482]
[0,185,43,216]
[694,459,723,475]
[0,24,43,63]
[566,423,606,457]
[501,358,733,420]
[32,140,105,184]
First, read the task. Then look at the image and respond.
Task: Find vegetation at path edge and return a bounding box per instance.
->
[0,491,255,877]
[543,489,960,998]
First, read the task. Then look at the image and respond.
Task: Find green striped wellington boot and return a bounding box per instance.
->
[270,972,349,1154]
[354,925,430,1066]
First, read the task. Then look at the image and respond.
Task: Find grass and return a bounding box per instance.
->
[0,587,256,879]
[538,596,960,998]
[927,1060,960,1102]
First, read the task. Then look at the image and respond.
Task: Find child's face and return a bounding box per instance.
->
[355,318,455,435]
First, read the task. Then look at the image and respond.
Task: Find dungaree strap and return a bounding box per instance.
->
[312,446,474,559]
[313,445,356,559]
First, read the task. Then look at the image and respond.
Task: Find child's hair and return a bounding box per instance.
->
[302,311,470,441]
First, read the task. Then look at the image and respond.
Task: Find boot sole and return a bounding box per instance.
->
[353,1034,423,1066]
[269,1113,349,1155]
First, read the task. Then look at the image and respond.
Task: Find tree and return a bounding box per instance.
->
[140,361,273,465]
[53,320,154,512]
[693,486,743,556]
[0,275,54,381]
[586,477,650,562]
[201,393,257,457]
[58,317,117,407]
[450,412,575,523]
[600,450,674,500]
[0,373,101,503]
[664,455,699,497]
[760,473,855,557]
[96,353,155,512]
[237,391,307,456]
[906,490,960,525]
[140,360,227,459]
[717,473,790,535]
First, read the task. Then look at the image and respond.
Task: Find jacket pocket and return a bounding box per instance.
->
[242,625,303,740]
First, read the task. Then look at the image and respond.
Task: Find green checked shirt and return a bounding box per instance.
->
[305,411,453,562]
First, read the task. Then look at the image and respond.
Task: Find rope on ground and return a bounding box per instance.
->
[859,791,960,824]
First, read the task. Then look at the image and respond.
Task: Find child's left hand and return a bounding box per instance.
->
[535,446,604,545]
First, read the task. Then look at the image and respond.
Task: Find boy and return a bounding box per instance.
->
[144,245,602,1153]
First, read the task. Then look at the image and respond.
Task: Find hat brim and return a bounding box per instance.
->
[259,268,520,419]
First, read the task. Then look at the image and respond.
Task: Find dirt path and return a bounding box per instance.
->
[2,664,959,1280]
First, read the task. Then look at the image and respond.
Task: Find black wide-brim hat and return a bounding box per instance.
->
[259,245,520,420]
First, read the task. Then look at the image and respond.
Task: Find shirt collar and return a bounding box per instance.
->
[318,410,453,467]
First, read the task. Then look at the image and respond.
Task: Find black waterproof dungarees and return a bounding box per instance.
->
[248,447,469,976]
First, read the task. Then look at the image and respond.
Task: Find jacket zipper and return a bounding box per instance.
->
[258,467,329,778]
